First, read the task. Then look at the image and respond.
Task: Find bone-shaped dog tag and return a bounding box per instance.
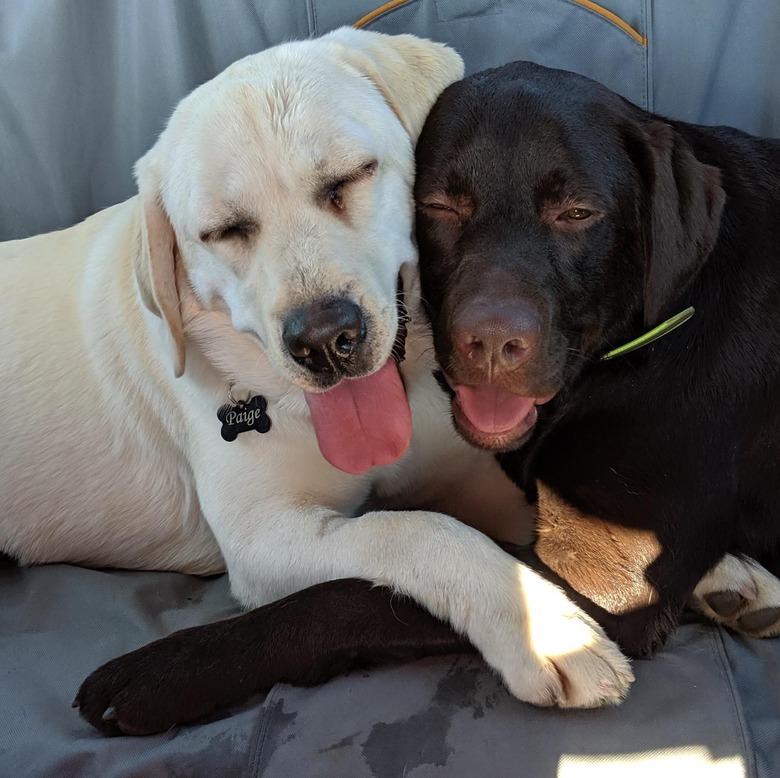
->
[217,395,272,442]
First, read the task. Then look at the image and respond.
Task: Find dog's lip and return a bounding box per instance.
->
[442,373,556,406]
[443,374,556,448]
[451,397,538,451]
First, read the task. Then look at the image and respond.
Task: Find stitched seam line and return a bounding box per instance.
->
[643,0,652,110]
[710,626,758,778]
[354,0,414,28]
[569,0,647,45]
[306,0,318,37]
[246,684,283,777]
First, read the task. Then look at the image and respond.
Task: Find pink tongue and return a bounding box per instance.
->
[305,359,412,475]
[454,385,536,433]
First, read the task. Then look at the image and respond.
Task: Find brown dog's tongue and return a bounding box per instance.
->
[305,359,412,475]
[454,385,536,433]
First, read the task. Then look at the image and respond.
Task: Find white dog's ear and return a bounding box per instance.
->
[326,27,464,140]
[133,149,186,378]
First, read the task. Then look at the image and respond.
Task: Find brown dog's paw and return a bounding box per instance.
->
[74,660,167,736]
[74,639,204,736]
[74,617,254,736]
[691,554,780,638]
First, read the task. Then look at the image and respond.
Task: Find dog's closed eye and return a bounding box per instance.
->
[324,160,377,212]
[199,219,258,244]
[419,193,473,223]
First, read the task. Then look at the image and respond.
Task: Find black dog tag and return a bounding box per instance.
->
[217,395,272,441]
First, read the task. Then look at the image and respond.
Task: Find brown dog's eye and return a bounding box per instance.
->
[420,194,473,222]
[559,207,593,221]
[424,202,457,214]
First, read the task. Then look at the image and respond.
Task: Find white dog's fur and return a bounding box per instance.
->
[0,28,774,710]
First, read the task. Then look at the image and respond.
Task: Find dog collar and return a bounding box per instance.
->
[600,307,695,361]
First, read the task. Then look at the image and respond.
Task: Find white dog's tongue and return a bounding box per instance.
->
[455,385,536,433]
[305,359,412,475]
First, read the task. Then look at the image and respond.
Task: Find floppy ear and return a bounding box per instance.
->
[635,121,725,326]
[133,150,186,378]
[324,27,464,141]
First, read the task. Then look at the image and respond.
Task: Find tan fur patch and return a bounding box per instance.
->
[535,482,661,615]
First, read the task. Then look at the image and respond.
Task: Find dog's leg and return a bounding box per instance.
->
[75,488,633,735]
[73,541,629,736]
[214,500,632,706]
[75,578,469,736]
[690,553,780,637]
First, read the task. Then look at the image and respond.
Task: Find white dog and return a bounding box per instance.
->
[0,28,773,712]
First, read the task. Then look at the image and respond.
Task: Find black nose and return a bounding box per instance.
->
[282,299,366,374]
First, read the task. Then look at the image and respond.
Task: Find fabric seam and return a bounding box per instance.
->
[308,0,319,37]
[246,684,283,778]
[710,626,758,778]
[355,0,415,28]
[644,0,652,111]
[568,0,647,45]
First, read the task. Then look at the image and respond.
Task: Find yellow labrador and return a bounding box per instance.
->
[1,26,772,709]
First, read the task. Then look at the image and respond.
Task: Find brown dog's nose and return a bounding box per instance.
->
[452,298,540,370]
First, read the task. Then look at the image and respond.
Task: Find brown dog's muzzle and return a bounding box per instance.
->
[440,285,558,451]
[451,295,541,379]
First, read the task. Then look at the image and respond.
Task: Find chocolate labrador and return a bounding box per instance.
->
[76,61,780,735]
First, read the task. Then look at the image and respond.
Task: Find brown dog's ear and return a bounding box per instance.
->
[638,121,725,326]
[325,27,464,141]
[133,151,186,378]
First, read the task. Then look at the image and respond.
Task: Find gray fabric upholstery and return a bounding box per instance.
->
[2,2,780,775]
[0,562,772,777]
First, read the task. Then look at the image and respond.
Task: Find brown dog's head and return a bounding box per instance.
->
[415,61,724,451]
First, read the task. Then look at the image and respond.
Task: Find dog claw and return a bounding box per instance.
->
[102,706,117,723]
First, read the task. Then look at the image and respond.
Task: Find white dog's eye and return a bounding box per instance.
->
[326,181,347,211]
[199,221,257,243]
[323,160,377,213]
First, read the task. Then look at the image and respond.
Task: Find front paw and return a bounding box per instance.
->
[469,563,635,709]
[74,622,245,736]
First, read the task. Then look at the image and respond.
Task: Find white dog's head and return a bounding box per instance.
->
[133,27,463,473]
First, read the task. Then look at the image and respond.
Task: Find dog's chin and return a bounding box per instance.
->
[450,397,538,452]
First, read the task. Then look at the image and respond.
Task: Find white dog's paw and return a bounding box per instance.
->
[469,564,634,709]
[691,554,780,637]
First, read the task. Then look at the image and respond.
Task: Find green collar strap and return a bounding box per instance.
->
[600,306,695,362]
